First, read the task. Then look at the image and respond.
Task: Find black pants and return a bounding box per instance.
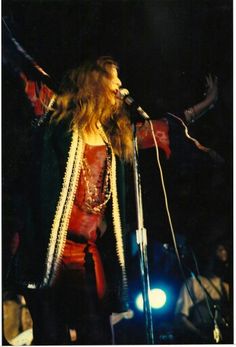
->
[24,249,113,345]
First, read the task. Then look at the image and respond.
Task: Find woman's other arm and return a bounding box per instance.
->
[184,74,218,124]
[3,21,56,118]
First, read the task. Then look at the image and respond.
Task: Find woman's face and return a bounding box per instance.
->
[109,66,122,90]
[107,65,122,104]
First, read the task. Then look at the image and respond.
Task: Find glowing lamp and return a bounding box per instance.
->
[135,288,167,311]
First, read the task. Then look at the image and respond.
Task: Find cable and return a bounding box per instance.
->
[148,119,186,274]
[147,119,220,340]
[190,246,201,277]
[147,119,196,303]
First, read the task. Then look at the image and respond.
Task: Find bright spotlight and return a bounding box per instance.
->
[150,288,166,309]
[135,288,167,311]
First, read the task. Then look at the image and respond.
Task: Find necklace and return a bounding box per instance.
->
[80,144,112,214]
[75,126,113,215]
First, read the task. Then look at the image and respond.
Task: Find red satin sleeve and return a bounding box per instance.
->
[136,119,171,158]
[20,72,54,117]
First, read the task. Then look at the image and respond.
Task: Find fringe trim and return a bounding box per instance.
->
[110,149,128,288]
[42,129,85,286]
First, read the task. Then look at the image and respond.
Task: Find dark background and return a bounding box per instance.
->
[2,0,233,343]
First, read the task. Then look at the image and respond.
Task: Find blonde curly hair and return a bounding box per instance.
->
[51,56,133,161]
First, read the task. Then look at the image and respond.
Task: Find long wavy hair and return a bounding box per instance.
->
[51,56,133,162]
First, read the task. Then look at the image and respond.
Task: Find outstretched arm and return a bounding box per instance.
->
[135,73,221,163]
[184,74,218,124]
[3,19,57,118]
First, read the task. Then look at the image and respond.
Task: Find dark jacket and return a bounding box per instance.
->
[10,118,129,312]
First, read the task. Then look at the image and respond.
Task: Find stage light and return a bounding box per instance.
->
[135,288,167,311]
[150,288,167,308]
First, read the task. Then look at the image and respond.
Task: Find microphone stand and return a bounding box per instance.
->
[132,122,154,344]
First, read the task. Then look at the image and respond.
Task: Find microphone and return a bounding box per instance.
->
[118,88,150,120]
